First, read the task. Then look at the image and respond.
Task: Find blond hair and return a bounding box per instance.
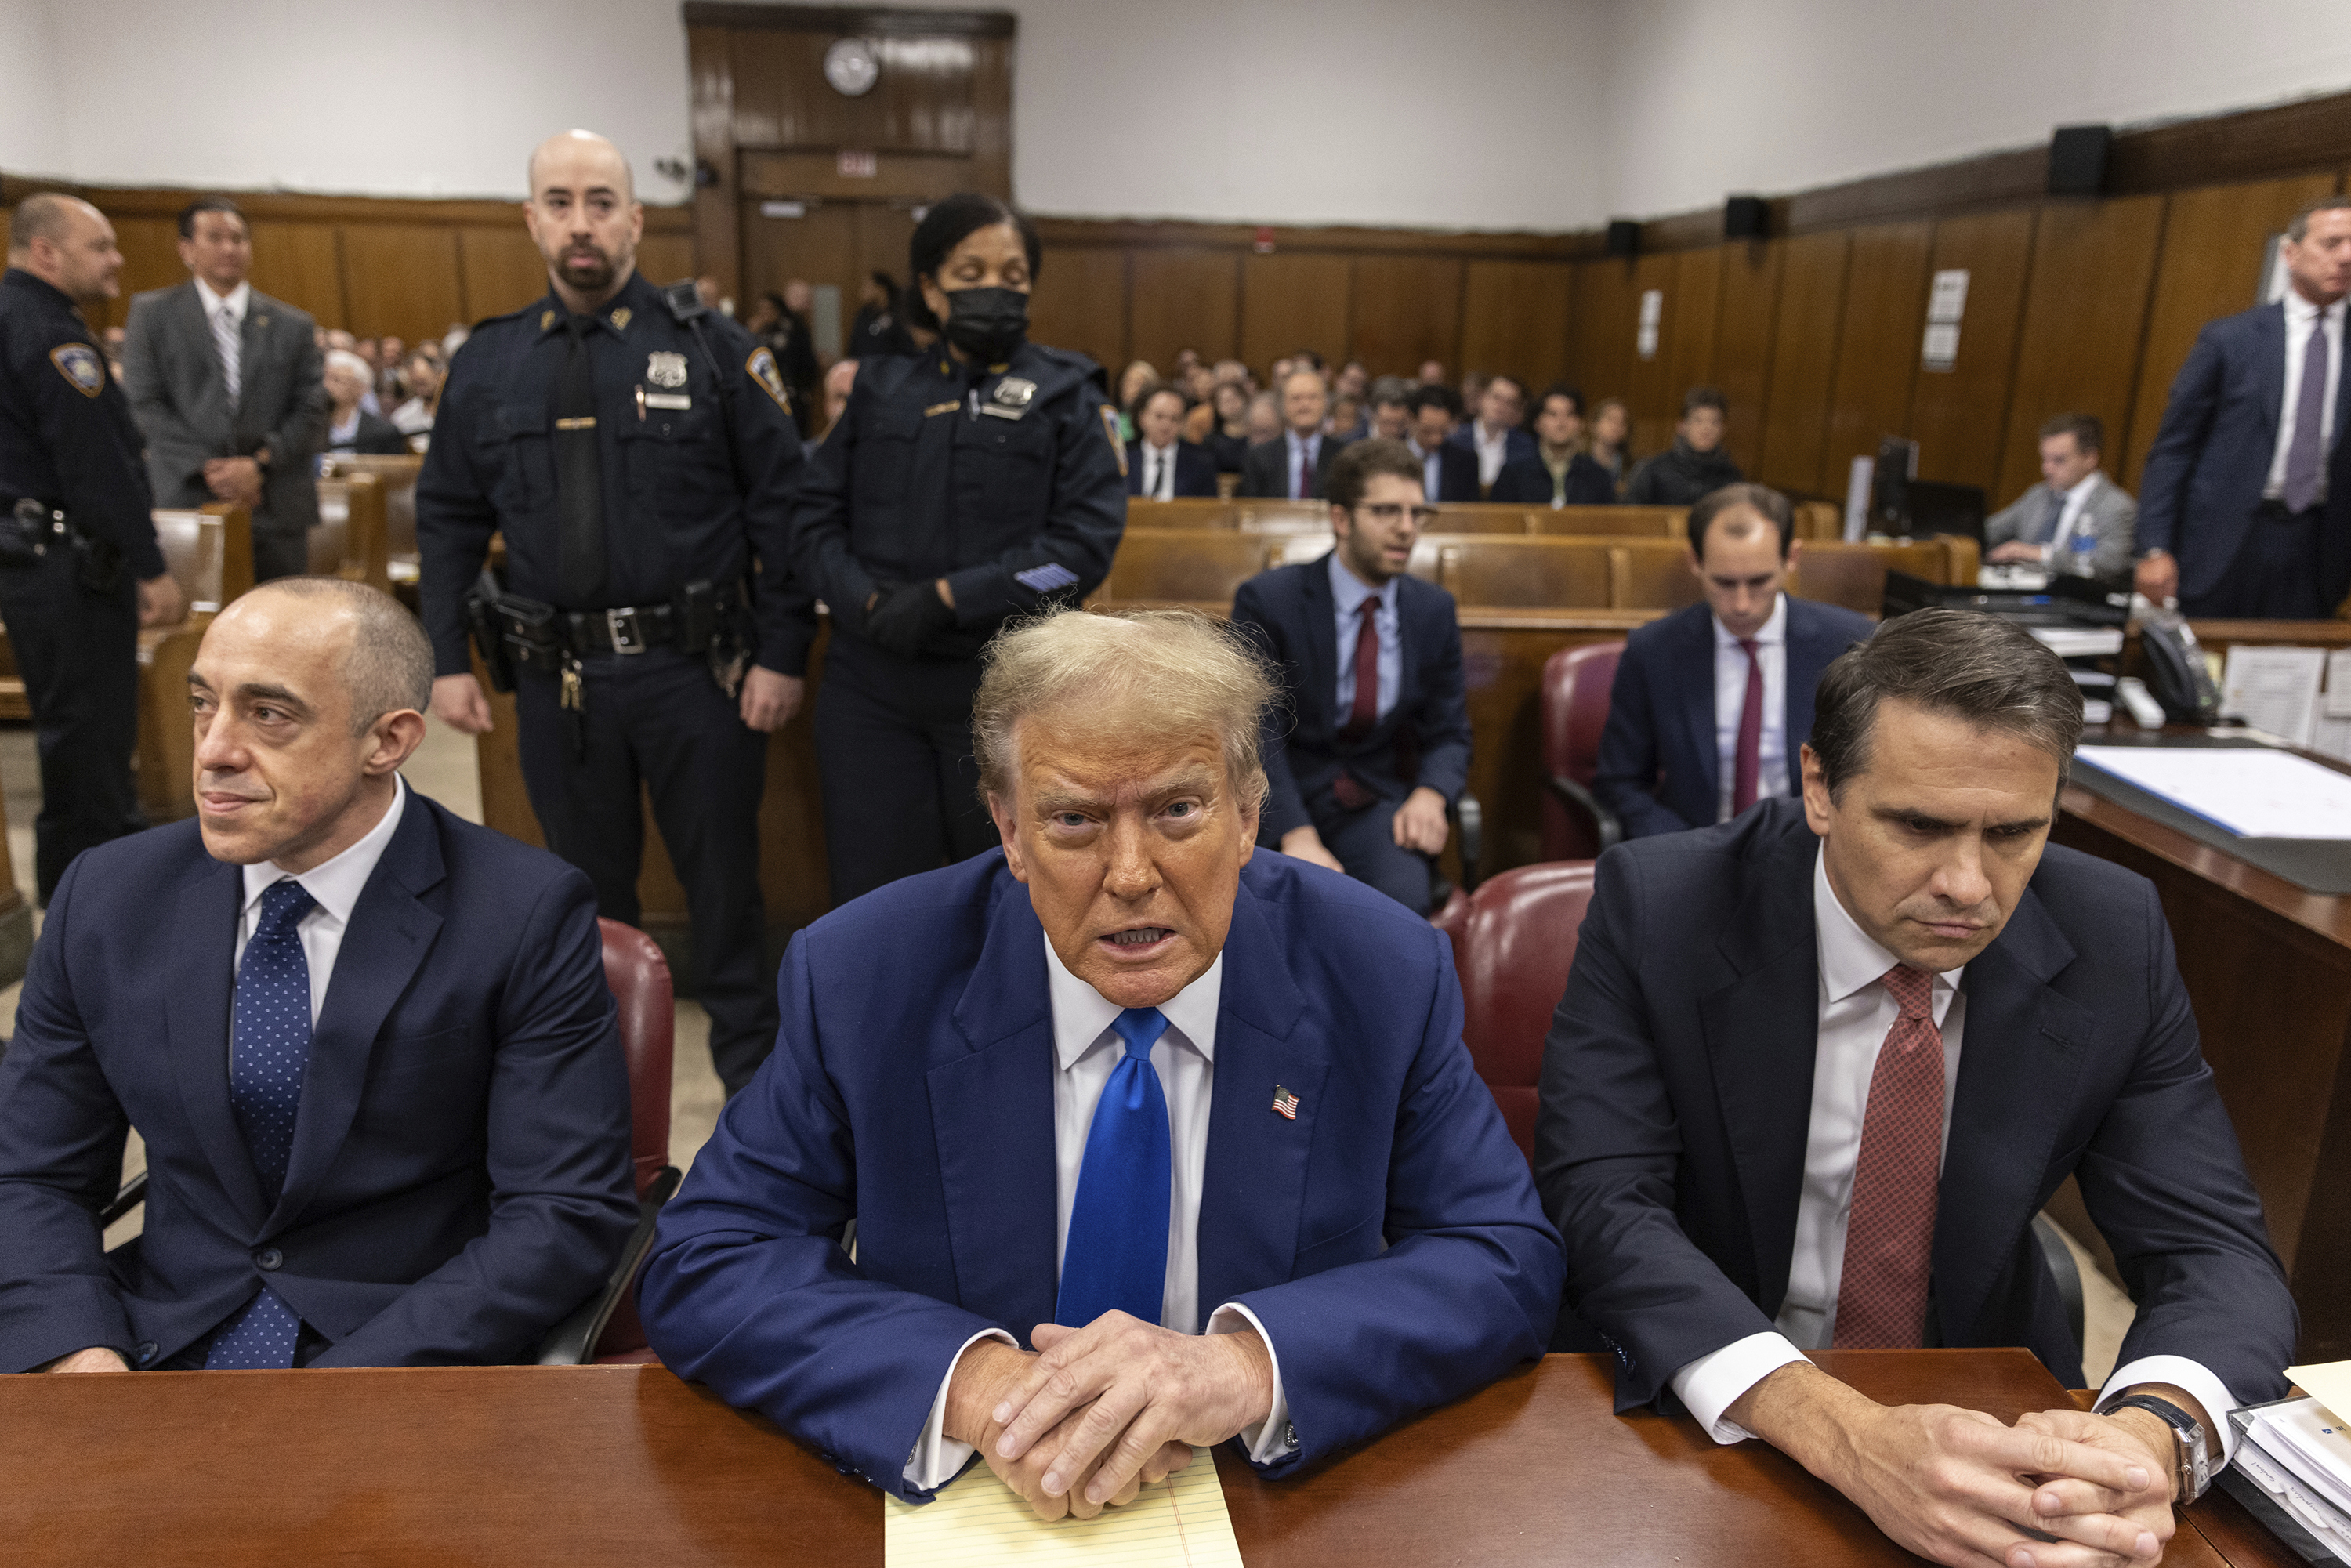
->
[973,609,1275,812]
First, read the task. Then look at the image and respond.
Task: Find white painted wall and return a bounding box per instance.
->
[5,0,2351,230]
[1595,0,2351,219]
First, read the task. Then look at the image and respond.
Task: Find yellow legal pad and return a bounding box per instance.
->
[885,1447,1244,1567]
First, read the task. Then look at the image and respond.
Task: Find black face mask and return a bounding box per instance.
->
[942,285,1029,360]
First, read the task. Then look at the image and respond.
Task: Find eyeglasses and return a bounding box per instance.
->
[1357,503,1440,526]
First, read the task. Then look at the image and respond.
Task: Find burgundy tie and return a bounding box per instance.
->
[1331,602,1380,809]
[1296,442,1313,500]
[1731,637,1763,815]
[1831,965,1945,1349]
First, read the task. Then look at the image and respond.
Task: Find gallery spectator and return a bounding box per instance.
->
[1588,397,1632,491]
[1407,385,1480,502]
[322,349,408,456]
[1626,387,1743,505]
[1491,384,1615,507]
[1447,372,1535,491]
[1209,381,1254,472]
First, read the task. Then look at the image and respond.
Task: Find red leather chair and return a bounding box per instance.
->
[1540,643,1625,861]
[540,918,685,1364]
[1444,862,1597,1164]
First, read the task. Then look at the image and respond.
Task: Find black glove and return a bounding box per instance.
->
[864,578,955,657]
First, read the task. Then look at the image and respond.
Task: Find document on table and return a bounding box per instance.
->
[885,1447,1244,1568]
[2074,745,2351,838]
[2221,645,2325,746]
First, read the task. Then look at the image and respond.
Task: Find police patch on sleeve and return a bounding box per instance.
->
[746,348,792,415]
[1100,404,1127,478]
[50,344,104,398]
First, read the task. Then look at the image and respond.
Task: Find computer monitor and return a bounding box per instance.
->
[1903,480,1987,547]
[1870,437,1918,532]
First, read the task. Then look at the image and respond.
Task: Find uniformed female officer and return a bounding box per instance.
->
[795,193,1128,905]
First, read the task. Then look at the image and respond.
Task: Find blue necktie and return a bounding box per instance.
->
[206,878,316,1370]
[1056,1008,1173,1329]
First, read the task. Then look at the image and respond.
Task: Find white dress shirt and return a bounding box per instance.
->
[2266,290,2346,502]
[1328,552,1401,724]
[199,277,252,329]
[2041,470,2104,558]
[1670,845,2237,1463]
[1138,440,1179,502]
[1407,438,1444,503]
[1470,422,1509,487]
[327,407,361,448]
[1712,595,1789,824]
[234,776,407,1026]
[906,940,1295,1489]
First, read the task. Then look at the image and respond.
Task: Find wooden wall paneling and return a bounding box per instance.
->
[1458,259,1572,394]
[1131,248,1240,371]
[1030,245,1128,374]
[456,227,548,324]
[1570,256,1638,417]
[1711,239,1784,477]
[1621,252,1680,455]
[738,202,857,307]
[2122,172,2341,488]
[96,215,190,331]
[1665,246,1725,407]
[967,38,1014,197]
[1994,194,2168,506]
[1821,220,1933,498]
[1349,255,1464,378]
[686,24,741,302]
[637,233,697,292]
[1759,231,1853,496]
[247,223,346,330]
[339,225,465,346]
[1906,208,2035,491]
[850,202,918,296]
[1240,253,1349,376]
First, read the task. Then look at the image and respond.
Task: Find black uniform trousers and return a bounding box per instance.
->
[2180,501,2330,619]
[814,634,998,907]
[0,549,139,902]
[512,646,777,1097]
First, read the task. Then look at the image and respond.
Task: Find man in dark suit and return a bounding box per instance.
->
[1240,369,1343,498]
[2137,197,2351,617]
[122,197,328,585]
[638,608,1559,1516]
[1491,383,1616,507]
[1125,384,1219,499]
[1231,438,1472,915]
[1405,383,1480,502]
[0,578,636,1373]
[1541,609,2295,1566]
[1446,372,1536,494]
[1594,483,1875,838]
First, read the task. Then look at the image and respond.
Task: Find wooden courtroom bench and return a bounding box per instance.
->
[136,504,253,823]
[1524,505,1686,539]
[321,453,422,601]
[311,471,393,595]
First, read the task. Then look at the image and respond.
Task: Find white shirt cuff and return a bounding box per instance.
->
[904,1327,1020,1490]
[1207,1302,1297,1461]
[1668,1331,1810,1445]
[2100,1354,2241,1467]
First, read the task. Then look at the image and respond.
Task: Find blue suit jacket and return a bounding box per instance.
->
[1537,799,2295,1407]
[1592,596,1875,838]
[0,793,637,1372]
[1229,556,1474,843]
[1125,437,1220,498]
[636,850,1561,1501]
[1489,451,1617,507]
[1445,422,1538,487]
[2138,301,2351,605]
[1412,440,1481,502]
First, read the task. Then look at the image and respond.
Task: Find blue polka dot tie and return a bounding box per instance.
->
[205,878,316,1370]
[1055,1007,1173,1330]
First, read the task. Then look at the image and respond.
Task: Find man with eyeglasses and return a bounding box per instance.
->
[1230,439,1470,914]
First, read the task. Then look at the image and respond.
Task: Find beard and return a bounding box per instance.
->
[556,242,618,293]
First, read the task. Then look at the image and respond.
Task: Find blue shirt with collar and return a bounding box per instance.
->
[1327,549,1400,723]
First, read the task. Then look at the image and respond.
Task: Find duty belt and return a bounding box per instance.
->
[563,602,682,656]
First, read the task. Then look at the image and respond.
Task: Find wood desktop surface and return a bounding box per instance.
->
[3,1352,2250,1566]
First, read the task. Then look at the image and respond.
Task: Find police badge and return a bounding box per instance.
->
[980,375,1036,421]
[646,351,690,389]
[745,348,792,415]
[49,344,104,398]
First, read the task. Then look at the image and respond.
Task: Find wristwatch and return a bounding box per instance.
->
[2096,1392,2212,1503]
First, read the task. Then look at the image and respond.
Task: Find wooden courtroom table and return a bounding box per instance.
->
[2053,721,2351,1364]
[3,1352,2267,1566]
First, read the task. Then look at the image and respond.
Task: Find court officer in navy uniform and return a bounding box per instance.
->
[0,194,183,904]
[795,193,1127,905]
[418,130,814,1098]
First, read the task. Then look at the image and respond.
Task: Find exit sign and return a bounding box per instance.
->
[838,150,878,179]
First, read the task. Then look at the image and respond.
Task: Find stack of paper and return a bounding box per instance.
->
[885,1447,1244,1568]
[2230,1363,2351,1563]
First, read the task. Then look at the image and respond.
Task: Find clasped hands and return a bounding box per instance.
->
[201,454,265,509]
[862,578,955,658]
[943,1311,1275,1521]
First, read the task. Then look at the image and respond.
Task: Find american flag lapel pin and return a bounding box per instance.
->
[1270,1085,1299,1120]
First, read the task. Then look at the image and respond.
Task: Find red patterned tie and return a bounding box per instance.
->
[1732,637,1763,815]
[1331,602,1381,809]
[1831,965,1944,1349]
[1296,443,1312,499]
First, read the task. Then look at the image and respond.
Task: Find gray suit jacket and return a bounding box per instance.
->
[1983,471,2137,579]
[122,281,327,537]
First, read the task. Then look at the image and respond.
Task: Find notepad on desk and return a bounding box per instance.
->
[885,1446,1244,1568]
[2074,746,2351,839]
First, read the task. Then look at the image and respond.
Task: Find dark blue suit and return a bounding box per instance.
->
[1411,440,1482,502]
[1125,437,1220,498]
[636,850,1561,1501]
[1537,798,2295,1407]
[0,792,637,1372]
[1446,423,1538,488]
[1230,556,1473,914]
[1490,451,1617,507]
[1592,597,1875,839]
[2138,300,2351,616]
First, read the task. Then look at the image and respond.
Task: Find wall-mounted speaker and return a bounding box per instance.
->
[2048,125,2111,196]
[1605,219,1639,257]
[1724,195,1767,238]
